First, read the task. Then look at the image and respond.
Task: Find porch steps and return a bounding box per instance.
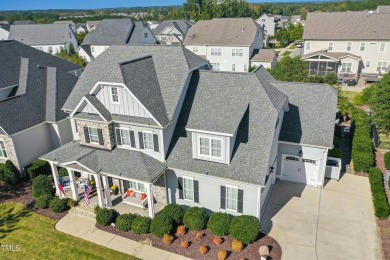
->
[69,205,96,220]
[346,164,353,175]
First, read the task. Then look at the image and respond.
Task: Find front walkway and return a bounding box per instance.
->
[261,173,381,260]
[56,213,191,260]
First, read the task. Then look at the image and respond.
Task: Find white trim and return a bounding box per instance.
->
[70,96,107,122]
[70,116,164,130]
[59,161,96,173]
[340,62,353,73]
[0,126,8,136]
[197,135,223,159]
[256,186,261,219]
[280,153,320,186]
[338,55,361,61]
[115,127,132,147]
[359,42,366,52]
[182,176,195,202]
[379,42,386,52]
[278,140,331,149]
[110,86,120,104]
[142,131,154,150]
[186,128,233,137]
[87,126,100,144]
[0,139,8,159]
[225,184,238,212]
[346,42,352,51]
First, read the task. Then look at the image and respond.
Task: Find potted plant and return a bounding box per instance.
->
[110,185,119,195]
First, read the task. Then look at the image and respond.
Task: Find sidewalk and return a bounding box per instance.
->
[55,213,191,260]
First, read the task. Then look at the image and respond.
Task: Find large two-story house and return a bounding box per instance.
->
[0,40,82,170]
[41,44,337,222]
[152,20,192,45]
[78,19,156,63]
[302,11,390,81]
[184,18,263,72]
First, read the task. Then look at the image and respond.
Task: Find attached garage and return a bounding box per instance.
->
[280,154,320,186]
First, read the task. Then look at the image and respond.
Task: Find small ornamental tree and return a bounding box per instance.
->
[150,214,173,238]
[32,175,54,198]
[230,215,260,244]
[208,212,231,236]
[183,207,208,231]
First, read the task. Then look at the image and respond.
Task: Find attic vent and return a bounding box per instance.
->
[37,64,46,69]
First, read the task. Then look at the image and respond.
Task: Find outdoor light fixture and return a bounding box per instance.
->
[298,150,303,157]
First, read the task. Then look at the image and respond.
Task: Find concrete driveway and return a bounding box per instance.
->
[261,173,381,260]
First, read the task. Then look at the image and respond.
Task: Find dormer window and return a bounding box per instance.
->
[199,136,222,158]
[143,132,154,150]
[87,127,99,144]
[111,87,119,103]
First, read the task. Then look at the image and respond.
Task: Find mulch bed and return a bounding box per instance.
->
[0,180,68,220]
[97,225,281,260]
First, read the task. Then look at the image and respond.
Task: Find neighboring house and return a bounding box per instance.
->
[76,23,87,34]
[184,18,263,72]
[54,21,76,34]
[250,49,278,69]
[0,40,82,170]
[0,21,10,24]
[146,21,160,30]
[377,5,390,13]
[41,45,337,223]
[274,15,289,29]
[78,19,156,62]
[303,12,390,80]
[256,13,276,37]
[0,24,10,40]
[8,23,78,54]
[290,15,305,26]
[86,21,100,31]
[152,20,192,44]
[13,20,34,25]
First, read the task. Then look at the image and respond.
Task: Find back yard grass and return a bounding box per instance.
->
[0,203,137,260]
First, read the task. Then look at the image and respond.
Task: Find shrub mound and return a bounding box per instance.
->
[161,204,185,225]
[150,214,173,238]
[208,212,231,236]
[230,215,259,244]
[384,153,390,170]
[32,175,54,198]
[27,159,51,180]
[116,213,136,232]
[131,216,151,234]
[35,194,53,209]
[49,198,68,213]
[58,167,68,177]
[368,168,390,220]
[3,160,20,186]
[96,208,116,226]
[183,207,208,231]
[0,163,4,181]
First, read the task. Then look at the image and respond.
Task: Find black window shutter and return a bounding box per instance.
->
[138,132,144,149]
[194,180,199,203]
[153,134,159,152]
[178,177,183,199]
[97,129,104,145]
[220,186,226,209]
[237,189,244,213]
[84,127,90,143]
[130,130,136,148]
[116,129,122,145]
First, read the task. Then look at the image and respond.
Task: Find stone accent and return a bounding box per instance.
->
[0,134,19,168]
[153,173,167,205]
[76,120,114,150]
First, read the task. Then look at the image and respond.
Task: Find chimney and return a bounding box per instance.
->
[45,67,57,122]
[16,57,29,96]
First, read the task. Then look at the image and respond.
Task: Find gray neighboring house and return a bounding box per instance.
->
[250,49,278,69]
[256,13,276,37]
[0,40,82,170]
[78,19,156,62]
[41,44,337,222]
[152,20,192,44]
[54,20,77,34]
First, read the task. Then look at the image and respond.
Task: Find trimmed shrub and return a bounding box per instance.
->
[26,159,51,180]
[176,225,186,236]
[196,232,204,239]
[368,168,390,220]
[180,241,189,248]
[218,250,227,260]
[58,167,68,178]
[183,207,208,231]
[230,215,260,244]
[32,175,54,198]
[231,240,243,252]
[131,216,151,234]
[163,234,174,245]
[35,194,53,209]
[199,245,208,255]
[161,204,185,225]
[0,163,4,181]
[150,214,173,238]
[67,199,78,208]
[116,213,136,232]
[49,198,68,213]
[3,160,20,186]
[385,153,390,170]
[213,236,223,246]
[96,208,116,226]
[208,212,231,236]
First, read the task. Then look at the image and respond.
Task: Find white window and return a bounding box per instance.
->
[111,87,119,103]
[119,129,131,146]
[360,42,366,51]
[328,42,334,51]
[183,177,194,201]
[210,63,220,71]
[305,41,311,51]
[193,46,198,53]
[88,127,99,143]
[232,64,236,72]
[244,64,248,72]
[144,32,148,38]
[232,49,243,57]
[226,186,238,211]
[211,48,221,56]
[377,61,389,72]
[0,140,7,158]
[199,136,222,158]
[48,46,53,53]
[380,43,386,52]
[341,63,352,73]
[143,132,154,150]
[129,181,146,192]
[91,46,95,52]
[346,42,352,51]
[365,60,371,68]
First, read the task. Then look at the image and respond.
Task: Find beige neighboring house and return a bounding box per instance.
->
[250,49,277,69]
[184,18,263,72]
[303,11,390,81]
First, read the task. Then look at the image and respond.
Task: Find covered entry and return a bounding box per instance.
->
[281,154,319,186]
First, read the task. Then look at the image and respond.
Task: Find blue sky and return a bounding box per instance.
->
[1,0,335,11]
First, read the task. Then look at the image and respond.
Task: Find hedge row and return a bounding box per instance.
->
[351,109,374,173]
[26,159,51,180]
[384,153,390,170]
[368,168,390,220]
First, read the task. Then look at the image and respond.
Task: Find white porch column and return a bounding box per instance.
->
[50,162,64,199]
[147,183,155,218]
[94,174,105,208]
[68,170,79,201]
[102,175,112,208]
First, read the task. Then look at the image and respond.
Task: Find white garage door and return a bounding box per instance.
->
[281,154,319,186]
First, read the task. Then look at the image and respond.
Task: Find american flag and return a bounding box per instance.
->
[84,184,92,205]
[57,177,66,198]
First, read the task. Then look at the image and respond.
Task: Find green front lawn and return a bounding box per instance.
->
[0,203,137,259]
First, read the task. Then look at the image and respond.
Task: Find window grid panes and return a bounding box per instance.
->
[211,139,221,157]
[199,137,210,156]
[193,47,198,53]
[88,127,99,143]
[111,87,119,103]
[129,181,146,192]
[346,42,352,51]
[328,42,333,51]
[226,187,238,211]
[120,129,131,146]
[232,49,243,56]
[305,42,311,51]
[244,64,248,72]
[377,61,389,72]
[0,140,7,158]
[199,137,222,158]
[232,64,235,71]
[211,48,221,56]
[366,60,371,68]
[183,178,194,201]
[380,43,386,52]
[360,42,366,51]
[143,132,154,150]
[341,63,352,73]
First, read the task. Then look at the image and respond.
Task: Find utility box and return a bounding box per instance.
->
[325,157,341,180]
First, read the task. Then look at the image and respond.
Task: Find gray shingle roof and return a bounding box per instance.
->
[0,40,80,135]
[13,20,34,25]
[184,18,261,46]
[302,50,361,60]
[253,65,276,81]
[127,21,155,45]
[270,81,337,148]
[81,19,132,45]
[84,95,112,121]
[9,24,71,45]
[0,24,10,32]
[167,70,288,186]
[152,20,192,36]
[303,12,390,40]
[251,49,277,62]
[41,141,167,183]
[63,45,209,127]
